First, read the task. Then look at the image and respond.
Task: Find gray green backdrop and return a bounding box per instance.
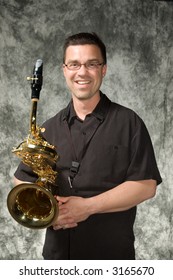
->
[0,0,172,259]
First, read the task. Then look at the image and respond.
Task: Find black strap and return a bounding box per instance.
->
[63,114,104,188]
[63,120,80,188]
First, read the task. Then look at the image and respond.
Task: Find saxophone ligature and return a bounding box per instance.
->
[7,59,59,229]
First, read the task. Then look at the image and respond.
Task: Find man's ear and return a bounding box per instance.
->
[102,64,107,77]
[62,64,66,76]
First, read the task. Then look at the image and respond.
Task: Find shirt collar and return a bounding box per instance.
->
[92,92,111,122]
[62,92,111,123]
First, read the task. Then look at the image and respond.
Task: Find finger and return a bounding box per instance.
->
[53,223,78,230]
[57,216,75,225]
[58,207,68,214]
[53,225,62,230]
[58,201,63,206]
[55,196,69,203]
[64,223,78,229]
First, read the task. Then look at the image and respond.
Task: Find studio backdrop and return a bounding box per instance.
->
[0,0,172,259]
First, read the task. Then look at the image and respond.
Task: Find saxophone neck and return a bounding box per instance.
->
[30,99,38,136]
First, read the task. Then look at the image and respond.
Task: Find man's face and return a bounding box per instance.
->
[63,44,107,101]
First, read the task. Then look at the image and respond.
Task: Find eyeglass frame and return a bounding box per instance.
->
[63,61,104,71]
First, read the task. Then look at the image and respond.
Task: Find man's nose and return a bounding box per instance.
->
[77,64,88,74]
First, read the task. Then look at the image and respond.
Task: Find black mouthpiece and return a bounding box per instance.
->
[31,59,43,99]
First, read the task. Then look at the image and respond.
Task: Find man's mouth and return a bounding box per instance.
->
[75,80,91,85]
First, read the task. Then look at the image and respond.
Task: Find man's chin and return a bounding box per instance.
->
[73,91,93,100]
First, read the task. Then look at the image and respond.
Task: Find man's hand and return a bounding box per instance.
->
[52,196,90,230]
[52,179,157,230]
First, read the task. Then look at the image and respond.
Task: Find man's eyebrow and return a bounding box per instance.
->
[66,59,79,63]
[66,59,100,63]
[87,59,101,62]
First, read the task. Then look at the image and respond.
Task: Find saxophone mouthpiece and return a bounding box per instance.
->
[30,59,43,100]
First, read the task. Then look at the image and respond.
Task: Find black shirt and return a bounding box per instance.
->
[14,93,162,260]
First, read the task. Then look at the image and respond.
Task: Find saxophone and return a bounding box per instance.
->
[7,59,59,229]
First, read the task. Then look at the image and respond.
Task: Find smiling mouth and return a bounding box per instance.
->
[75,80,91,85]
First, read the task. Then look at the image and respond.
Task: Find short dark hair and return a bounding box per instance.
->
[63,32,107,64]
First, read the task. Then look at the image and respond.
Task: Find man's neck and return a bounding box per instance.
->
[72,93,101,121]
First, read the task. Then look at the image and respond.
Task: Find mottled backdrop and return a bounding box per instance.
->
[0,0,172,259]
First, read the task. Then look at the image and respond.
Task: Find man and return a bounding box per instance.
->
[14,32,162,260]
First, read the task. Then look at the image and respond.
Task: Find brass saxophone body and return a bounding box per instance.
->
[7,60,59,229]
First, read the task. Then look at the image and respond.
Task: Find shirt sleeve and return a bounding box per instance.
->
[125,116,162,185]
[14,161,38,183]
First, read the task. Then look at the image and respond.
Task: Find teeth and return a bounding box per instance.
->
[77,81,90,84]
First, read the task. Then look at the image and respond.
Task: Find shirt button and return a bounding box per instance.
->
[82,132,86,135]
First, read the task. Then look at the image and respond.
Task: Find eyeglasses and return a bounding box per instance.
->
[64,61,104,71]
